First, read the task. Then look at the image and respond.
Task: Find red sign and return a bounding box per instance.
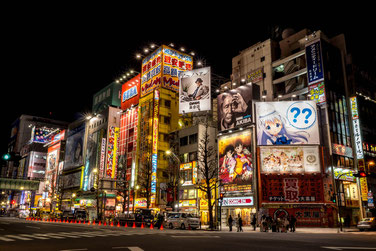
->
[121,74,140,111]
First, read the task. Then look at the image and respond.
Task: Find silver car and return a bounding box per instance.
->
[166,213,200,230]
[357,217,376,231]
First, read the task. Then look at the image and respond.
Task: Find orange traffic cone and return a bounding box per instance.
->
[117,222,120,227]
[160,224,163,230]
[79,220,81,224]
[98,221,102,226]
[132,222,136,228]
[104,221,107,226]
[124,222,128,228]
[92,221,96,225]
[110,222,114,227]
[150,223,154,229]
[141,223,144,229]
[88,221,91,225]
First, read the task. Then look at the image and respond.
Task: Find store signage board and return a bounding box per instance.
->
[222,196,254,207]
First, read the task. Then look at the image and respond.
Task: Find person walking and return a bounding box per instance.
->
[290,215,297,232]
[282,216,289,233]
[228,215,233,232]
[251,214,257,231]
[261,215,268,232]
[237,214,243,232]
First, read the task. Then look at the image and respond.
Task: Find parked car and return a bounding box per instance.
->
[357,217,376,231]
[134,209,154,226]
[166,213,200,230]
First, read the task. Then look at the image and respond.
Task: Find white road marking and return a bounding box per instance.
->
[60,249,88,251]
[19,234,49,240]
[170,235,220,238]
[127,247,144,251]
[26,226,41,229]
[4,234,32,240]
[34,233,65,239]
[0,236,15,242]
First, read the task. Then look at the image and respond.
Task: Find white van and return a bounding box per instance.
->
[166,213,200,230]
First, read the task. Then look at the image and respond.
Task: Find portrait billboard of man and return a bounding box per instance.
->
[217,83,253,132]
[179,67,211,114]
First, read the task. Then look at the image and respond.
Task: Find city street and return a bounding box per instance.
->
[1,217,376,251]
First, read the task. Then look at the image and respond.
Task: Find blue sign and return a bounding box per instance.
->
[306,40,324,84]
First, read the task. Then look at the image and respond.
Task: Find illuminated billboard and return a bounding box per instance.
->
[31,127,54,144]
[64,123,86,170]
[121,74,140,111]
[140,45,193,97]
[162,46,193,93]
[218,129,253,192]
[260,146,321,174]
[217,83,253,132]
[179,67,211,114]
[255,101,319,145]
[151,90,159,204]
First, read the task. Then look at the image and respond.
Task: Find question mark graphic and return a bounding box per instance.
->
[290,107,300,123]
[302,108,312,124]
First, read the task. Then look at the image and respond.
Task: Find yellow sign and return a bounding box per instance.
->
[179,200,196,207]
[360,177,368,201]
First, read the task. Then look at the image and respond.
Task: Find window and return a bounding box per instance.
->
[260,56,265,62]
[189,152,197,162]
[180,136,188,146]
[189,133,198,144]
[164,116,171,125]
[165,100,171,108]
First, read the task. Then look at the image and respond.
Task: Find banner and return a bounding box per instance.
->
[106,126,120,178]
[260,146,321,174]
[305,39,324,84]
[222,196,254,207]
[308,81,326,104]
[218,130,253,192]
[217,83,253,132]
[256,101,319,145]
[179,67,211,113]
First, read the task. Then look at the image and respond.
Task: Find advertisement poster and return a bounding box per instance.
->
[47,143,60,172]
[350,96,364,159]
[305,39,324,84]
[179,67,211,114]
[260,175,324,203]
[255,101,319,145]
[308,81,326,104]
[217,83,253,132]
[218,130,253,192]
[31,127,54,144]
[121,74,140,111]
[64,123,86,170]
[260,146,321,174]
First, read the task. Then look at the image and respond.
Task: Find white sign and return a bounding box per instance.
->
[256,101,319,145]
[350,97,364,159]
[222,196,254,207]
[179,67,211,114]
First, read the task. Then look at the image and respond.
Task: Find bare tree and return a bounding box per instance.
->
[137,155,152,209]
[196,121,218,230]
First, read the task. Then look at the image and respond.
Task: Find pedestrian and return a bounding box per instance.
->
[290,215,297,232]
[228,215,233,232]
[282,217,289,233]
[276,218,281,232]
[251,214,257,231]
[261,215,268,232]
[237,214,243,232]
[271,218,277,232]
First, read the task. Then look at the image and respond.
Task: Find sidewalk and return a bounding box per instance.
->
[203,225,362,234]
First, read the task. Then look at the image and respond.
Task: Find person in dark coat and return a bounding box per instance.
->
[251,214,257,231]
[228,215,233,232]
[290,215,297,232]
[237,214,243,232]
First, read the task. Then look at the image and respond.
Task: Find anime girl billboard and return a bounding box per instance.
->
[218,130,253,192]
[255,101,320,146]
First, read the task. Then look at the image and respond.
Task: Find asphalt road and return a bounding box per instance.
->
[1,217,376,251]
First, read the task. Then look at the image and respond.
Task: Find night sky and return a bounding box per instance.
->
[2,9,375,155]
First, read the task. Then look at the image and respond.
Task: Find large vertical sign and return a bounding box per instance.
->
[106,127,120,179]
[305,39,324,85]
[121,74,140,110]
[151,90,160,204]
[179,67,211,113]
[350,97,364,159]
[162,45,193,93]
[141,47,163,97]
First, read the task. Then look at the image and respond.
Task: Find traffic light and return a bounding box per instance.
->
[330,194,336,203]
[353,171,367,177]
[219,193,224,201]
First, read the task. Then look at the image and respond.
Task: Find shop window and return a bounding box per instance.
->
[188,189,196,199]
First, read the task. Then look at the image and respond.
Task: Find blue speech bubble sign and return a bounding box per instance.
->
[286,102,316,130]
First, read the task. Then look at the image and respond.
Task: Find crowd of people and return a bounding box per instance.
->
[228,214,297,233]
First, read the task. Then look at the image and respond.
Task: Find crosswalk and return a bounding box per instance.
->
[0,230,155,242]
